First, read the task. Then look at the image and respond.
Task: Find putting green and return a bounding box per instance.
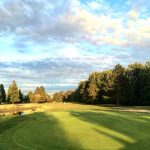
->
[0,104,150,150]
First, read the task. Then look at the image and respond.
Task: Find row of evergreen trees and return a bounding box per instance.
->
[0,81,22,104]
[71,62,150,105]
[0,61,150,105]
[47,62,150,106]
[0,81,51,104]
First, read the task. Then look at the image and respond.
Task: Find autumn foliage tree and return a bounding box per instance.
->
[27,91,35,103]
[53,91,64,102]
[27,86,50,103]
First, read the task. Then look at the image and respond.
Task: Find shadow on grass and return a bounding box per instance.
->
[0,112,82,150]
[91,108,150,123]
[0,110,150,150]
[70,111,150,150]
[0,115,28,134]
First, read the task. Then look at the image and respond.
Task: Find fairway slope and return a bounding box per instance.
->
[0,104,150,150]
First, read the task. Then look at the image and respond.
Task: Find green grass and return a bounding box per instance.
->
[0,104,150,150]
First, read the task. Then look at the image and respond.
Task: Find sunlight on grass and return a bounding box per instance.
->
[51,111,135,150]
[0,104,150,150]
[140,116,150,119]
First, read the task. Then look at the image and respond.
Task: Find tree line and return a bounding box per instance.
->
[0,61,150,105]
[51,62,150,106]
[0,81,51,104]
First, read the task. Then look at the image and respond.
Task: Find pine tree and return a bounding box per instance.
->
[0,84,6,104]
[113,64,125,106]
[127,63,144,105]
[7,81,20,103]
[19,89,23,103]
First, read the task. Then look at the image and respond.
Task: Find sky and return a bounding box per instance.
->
[0,0,150,93]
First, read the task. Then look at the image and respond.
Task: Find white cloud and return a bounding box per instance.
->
[88,1,102,10]
[59,46,81,59]
[0,0,150,92]
[0,0,150,49]
[127,10,138,20]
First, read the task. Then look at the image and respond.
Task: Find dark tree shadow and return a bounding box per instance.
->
[91,109,150,123]
[0,115,28,134]
[70,111,150,150]
[0,112,83,150]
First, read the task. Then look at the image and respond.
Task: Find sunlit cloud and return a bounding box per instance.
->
[0,0,150,92]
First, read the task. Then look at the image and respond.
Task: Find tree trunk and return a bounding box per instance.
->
[117,82,119,106]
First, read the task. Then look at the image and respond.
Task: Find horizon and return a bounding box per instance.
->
[0,0,150,93]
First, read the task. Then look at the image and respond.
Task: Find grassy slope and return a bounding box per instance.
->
[0,103,150,150]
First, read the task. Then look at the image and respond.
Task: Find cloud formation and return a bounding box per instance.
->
[0,0,150,93]
[0,55,121,93]
[0,0,150,47]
